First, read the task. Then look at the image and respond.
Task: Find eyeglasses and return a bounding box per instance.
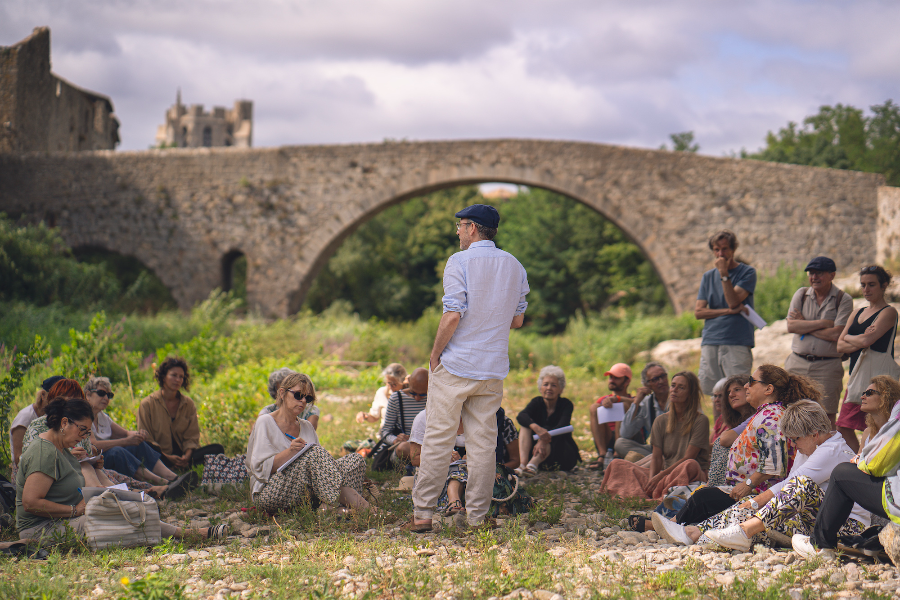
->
[66,420,91,437]
[456,220,474,230]
[91,389,114,400]
[862,389,880,397]
[287,390,315,403]
[862,266,880,273]
[747,376,768,387]
[647,374,668,384]
[409,391,427,399]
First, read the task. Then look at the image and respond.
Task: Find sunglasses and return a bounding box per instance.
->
[92,389,114,400]
[747,375,769,387]
[286,390,315,403]
[647,374,668,384]
[862,389,880,397]
[409,391,427,399]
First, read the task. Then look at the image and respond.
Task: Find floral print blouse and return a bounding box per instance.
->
[726,402,796,493]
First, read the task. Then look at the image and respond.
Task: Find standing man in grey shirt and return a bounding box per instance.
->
[405,204,529,532]
[784,256,853,427]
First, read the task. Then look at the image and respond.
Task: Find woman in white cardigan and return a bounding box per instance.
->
[246,373,370,513]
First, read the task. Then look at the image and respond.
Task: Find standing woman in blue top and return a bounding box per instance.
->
[407,204,529,533]
[694,230,757,397]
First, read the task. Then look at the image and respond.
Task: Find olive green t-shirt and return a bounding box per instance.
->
[650,411,711,472]
[15,437,85,531]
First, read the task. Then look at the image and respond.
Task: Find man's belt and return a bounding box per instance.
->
[793,352,840,362]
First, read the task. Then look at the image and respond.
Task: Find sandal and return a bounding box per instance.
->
[586,459,603,471]
[522,464,538,477]
[625,515,649,533]
[445,500,466,516]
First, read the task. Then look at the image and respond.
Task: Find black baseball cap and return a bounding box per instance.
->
[805,256,837,273]
[41,375,65,391]
[455,204,500,229]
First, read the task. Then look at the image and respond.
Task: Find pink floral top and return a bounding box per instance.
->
[726,402,796,493]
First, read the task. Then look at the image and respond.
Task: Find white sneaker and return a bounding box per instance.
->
[792,534,836,561]
[706,524,751,551]
[651,512,693,546]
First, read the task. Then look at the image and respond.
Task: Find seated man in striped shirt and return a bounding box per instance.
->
[380,368,428,465]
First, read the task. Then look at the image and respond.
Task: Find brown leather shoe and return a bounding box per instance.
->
[399,518,432,533]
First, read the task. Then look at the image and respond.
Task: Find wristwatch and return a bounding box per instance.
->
[750,499,759,510]
[720,274,730,282]
[744,478,753,487]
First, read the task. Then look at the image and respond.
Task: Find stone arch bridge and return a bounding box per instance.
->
[1,139,898,317]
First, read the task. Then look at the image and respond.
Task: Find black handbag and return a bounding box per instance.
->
[371,391,406,472]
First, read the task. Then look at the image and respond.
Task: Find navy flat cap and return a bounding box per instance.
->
[805,256,837,272]
[455,204,500,229]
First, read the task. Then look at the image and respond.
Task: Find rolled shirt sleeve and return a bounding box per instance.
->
[441,255,468,317]
[516,271,530,316]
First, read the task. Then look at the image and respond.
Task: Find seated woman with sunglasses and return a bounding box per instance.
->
[85,376,197,500]
[246,373,371,513]
[138,357,224,470]
[652,365,812,539]
[260,368,321,430]
[16,397,228,545]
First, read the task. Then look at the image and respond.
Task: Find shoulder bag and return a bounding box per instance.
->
[846,312,900,404]
[83,488,162,550]
[371,391,406,472]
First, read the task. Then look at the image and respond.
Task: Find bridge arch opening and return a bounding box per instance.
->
[222,250,247,302]
[298,182,672,334]
[71,246,176,313]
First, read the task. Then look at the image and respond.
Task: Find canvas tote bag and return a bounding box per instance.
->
[83,489,162,550]
[846,319,900,404]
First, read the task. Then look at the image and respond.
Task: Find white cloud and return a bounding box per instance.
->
[1,0,897,154]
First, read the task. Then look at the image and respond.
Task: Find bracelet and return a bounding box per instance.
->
[71,504,76,518]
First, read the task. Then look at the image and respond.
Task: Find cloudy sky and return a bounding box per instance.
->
[2,1,898,154]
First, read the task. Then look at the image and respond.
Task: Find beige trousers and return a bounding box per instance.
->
[413,363,503,524]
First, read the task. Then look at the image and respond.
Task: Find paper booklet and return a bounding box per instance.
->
[596,403,626,425]
[79,451,102,464]
[741,306,767,329]
[532,425,574,441]
[277,442,318,473]
[80,484,144,503]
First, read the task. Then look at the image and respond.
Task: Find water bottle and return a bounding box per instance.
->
[603,449,614,469]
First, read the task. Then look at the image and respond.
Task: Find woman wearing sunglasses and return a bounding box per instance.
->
[138,357,224,470]
[836,265,899,453]
[85,376,196,499]
[246,373,371,513]
[16,397,228,545]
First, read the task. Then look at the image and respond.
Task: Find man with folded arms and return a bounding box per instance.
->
[406,204,529,532]
[784,256,852,427]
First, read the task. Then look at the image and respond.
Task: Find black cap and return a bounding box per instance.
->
[41,375,65,392]
[805,256,837,273]
[455,204,500,229]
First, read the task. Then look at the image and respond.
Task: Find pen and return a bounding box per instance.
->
[285,433,296,440]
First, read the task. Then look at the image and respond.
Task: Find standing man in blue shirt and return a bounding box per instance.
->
[406,204,529,532]
[695,230,757,396]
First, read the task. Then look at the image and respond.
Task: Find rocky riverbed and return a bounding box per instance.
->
[108,466,900,600]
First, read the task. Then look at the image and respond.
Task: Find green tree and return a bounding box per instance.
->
[304,187,668,333]
[747,100,900,185]
[662,131,699,153]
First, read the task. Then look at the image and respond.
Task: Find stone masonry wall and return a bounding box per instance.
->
[0,139,891,317]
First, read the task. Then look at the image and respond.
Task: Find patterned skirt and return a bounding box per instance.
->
[695,475,866,545]
[253,446,366,513]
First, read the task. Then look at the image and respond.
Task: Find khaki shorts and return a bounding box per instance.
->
[784,352,845,414]
[698,344,753,395]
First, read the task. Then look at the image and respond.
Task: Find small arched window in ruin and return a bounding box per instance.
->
[221,250,247,302]
[202,126,212,147]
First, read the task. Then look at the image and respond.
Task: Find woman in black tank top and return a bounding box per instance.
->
[837,266,898,375]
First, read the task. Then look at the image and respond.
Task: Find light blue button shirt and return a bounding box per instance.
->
[440,240,529,380]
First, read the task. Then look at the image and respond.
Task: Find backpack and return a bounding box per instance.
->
[489,463,535,517]
[0,473,16,530]
[371,391,406,472]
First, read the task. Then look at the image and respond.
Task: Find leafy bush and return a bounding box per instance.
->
[753,263,808,325]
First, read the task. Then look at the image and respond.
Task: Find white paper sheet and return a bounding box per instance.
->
[276,442,318,473]
[532,425,574,441]
[596,403,625,425]
[741,306,767,329]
